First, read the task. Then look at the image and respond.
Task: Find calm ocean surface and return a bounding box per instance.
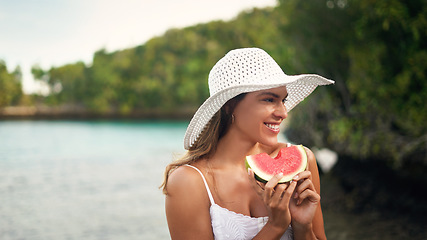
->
[0,120,188,240]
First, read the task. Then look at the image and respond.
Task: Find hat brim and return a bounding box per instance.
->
[184,74,334,149]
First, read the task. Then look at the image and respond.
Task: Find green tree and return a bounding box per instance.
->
[48,62,88,105]
[0,61,23,107]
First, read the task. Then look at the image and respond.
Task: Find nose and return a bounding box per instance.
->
[274,102,288,120]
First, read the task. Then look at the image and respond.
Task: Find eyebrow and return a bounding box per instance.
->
[257,92,289,99]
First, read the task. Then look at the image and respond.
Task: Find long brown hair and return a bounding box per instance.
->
[161,93,246,194]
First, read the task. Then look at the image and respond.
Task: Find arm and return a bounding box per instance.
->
[165,166,214,240]
[307,147,326,239]
[290,147,326,240]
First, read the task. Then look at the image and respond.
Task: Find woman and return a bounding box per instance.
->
[161,48,334,240]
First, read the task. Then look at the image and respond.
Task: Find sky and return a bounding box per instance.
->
[0,0,277,94]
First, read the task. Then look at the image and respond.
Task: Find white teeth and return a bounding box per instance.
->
[265,123,279,130]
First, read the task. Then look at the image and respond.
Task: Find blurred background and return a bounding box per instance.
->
[1,0,426,239]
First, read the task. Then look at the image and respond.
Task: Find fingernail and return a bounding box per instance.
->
[293,192,298,199]
[293,175,299,181]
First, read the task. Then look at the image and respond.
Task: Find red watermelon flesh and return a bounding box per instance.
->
[246,145,308,183]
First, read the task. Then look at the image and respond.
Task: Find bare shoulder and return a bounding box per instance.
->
[165,164,214,239]
[302,146,316,164]
[166,165,209,201]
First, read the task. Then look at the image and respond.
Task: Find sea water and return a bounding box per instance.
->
[0,120,187,240]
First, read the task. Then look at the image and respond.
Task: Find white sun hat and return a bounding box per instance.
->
[184,47,334,150]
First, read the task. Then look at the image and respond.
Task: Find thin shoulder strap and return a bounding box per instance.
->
[184,164,215,205]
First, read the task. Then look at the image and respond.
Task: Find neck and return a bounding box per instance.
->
[209,129,259,169]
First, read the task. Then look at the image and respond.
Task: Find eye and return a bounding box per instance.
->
[282,98,288,104]
[263,98,274,103]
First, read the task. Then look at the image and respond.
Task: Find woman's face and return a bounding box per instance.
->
[231,86,288,146]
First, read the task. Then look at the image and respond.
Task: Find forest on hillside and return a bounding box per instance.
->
[1,0,427,211]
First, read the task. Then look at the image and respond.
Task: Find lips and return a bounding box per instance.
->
[264,123,280,132]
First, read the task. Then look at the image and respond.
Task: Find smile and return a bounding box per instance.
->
[264,123,280,132]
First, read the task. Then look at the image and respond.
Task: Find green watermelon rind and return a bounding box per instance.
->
[246,145,308,183]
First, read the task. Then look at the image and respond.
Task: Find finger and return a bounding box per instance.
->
[265,173,283,189]
[296,178,315,193]
[269,183,288,206]
[247,169,265,195]
[296,189,321,205]
[279,180,297,205]
[293,177,317,199]
[264,173,283,200]
[292,170,312,182]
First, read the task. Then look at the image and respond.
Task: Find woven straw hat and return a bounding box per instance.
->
[184,48,334,150]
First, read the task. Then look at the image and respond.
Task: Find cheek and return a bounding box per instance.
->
[236,107,267,127]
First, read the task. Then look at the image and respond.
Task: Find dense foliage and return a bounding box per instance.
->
[0,61,23,107]
[280,0,427,170]
[2,0,426,171]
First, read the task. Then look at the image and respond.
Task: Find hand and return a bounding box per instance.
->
[248,169,297,230]
[289,171,320,227]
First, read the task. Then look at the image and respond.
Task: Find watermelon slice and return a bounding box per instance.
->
[246,145,308,183]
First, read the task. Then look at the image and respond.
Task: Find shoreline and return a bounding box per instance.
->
[0,106,195,120]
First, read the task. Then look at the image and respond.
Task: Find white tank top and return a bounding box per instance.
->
[185,164,293,240]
